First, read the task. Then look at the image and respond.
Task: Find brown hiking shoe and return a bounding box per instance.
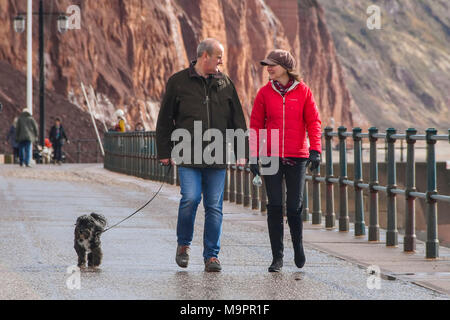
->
[204,257,222,272]
[176,245,190,268]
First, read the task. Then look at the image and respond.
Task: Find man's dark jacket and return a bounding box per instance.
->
[49,125,68,146]
[156,62,248,168]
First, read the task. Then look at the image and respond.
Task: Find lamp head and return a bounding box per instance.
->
[13,15,25,33]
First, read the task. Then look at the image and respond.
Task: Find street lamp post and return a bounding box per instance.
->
[14,0,68,149]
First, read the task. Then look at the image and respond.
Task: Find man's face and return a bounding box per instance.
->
[204,45,224,74]
[55,121,61,127]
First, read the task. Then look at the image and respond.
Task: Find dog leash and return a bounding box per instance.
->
[102,163,173,233]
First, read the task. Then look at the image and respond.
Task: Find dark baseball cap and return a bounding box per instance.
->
[260,49,296,71]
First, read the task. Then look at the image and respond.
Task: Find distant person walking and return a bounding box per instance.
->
[250,49,322,272]
[6,117,19,163]
[49,117,69,165]
[134,122,145,132]
[15,108,38,167]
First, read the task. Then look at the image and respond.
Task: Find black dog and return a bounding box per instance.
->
[74,213,107,268]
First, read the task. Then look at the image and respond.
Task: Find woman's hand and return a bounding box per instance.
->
[306,150,321,171]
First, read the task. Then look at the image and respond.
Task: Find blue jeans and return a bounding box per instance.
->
[177,166,226,260]
[18,141,32,166]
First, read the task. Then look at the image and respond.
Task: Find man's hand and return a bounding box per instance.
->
[159,158,174,166]
[236,158,246,168]
[306,150,321,171]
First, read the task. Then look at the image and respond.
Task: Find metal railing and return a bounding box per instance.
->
[104,127,450,259]
[72,139,103,163]
[104,132,173,182]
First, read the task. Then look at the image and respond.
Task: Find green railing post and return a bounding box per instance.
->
[224,166,229,201]
[229,165,236,203]
[104,134,108,169]
[324,127,335,229]
[150,133,156,180]
[281,177,286,216]
[132,133,136,176]
[146,132,151,180]
[243,167,251,207]
[138,133,142,178]
[251,172,259,210]
[353,127,365,236]
[338,126,349,232]
[368,127,380,242]
[311,157,322,225]
[236,166,243,205]
[386,128,398,247]
[404,128,417,252]
[153,133,158,181]
[425,128,439,259]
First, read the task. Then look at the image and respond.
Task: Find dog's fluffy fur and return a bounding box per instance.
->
[74,213,107,268]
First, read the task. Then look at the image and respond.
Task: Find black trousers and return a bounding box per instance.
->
[53,142,63,161]
[263,157,307,215]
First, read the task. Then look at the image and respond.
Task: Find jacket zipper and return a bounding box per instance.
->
[202,80,211,140]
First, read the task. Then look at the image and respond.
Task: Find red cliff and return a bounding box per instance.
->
[0,0,358,159]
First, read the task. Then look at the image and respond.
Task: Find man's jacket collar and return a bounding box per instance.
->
[188,60,224,80]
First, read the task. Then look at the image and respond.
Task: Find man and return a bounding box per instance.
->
[156,38,247,272]
[15,108,38,167]
[49,117,69,165]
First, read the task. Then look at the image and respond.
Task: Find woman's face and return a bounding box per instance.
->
[267,64,287,81]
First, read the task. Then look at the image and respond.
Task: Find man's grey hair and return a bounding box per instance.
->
[197,38,222,58]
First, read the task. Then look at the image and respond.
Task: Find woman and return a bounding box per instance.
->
[250,49,322,272]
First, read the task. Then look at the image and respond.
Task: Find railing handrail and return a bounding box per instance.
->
[103,127,450,259]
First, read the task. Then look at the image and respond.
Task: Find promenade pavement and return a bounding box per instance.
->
[0,164,448,299]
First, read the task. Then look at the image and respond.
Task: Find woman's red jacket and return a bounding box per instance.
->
[250,80,322,158]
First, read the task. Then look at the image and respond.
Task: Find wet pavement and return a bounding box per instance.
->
[0,164,448,300]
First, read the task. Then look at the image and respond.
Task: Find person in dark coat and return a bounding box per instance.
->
[16,108,39,167]
[6,117,19,163]
[49,118,69,165]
